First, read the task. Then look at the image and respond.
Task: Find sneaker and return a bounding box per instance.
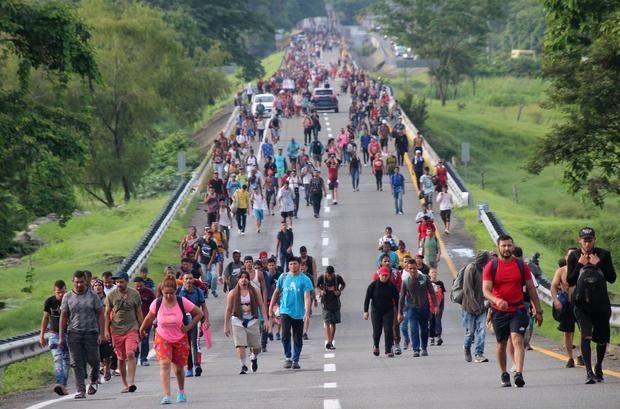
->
[303,333,309,340]
[393,344,402,355]
[566,358,575,368]
[585,371,596,384]
[276,333,281,341]
[474,354,488,363]
[104,372,112,382]
[176,392,187,403]
[74,391,86,400]
[240,364,248,374]
[328,343,336,350]
[445,229,450,234]
[251,358,258,372]
[211,291,218,298]
[403,341,409,350]
[128,384,137,393]
[373,347,380,356]
[113,369,121,376]
[54,384,68,396]
[464,347,472,362]
[525,343,533,351]
[141,361,150,367]
[194,366,202,377]
[284,359,293,369]
[436,338,443,346]
[430,338,435,346]
[185,369,193,377]
[594,366,604,382]
[514,372,525,388]
[268,332,274,341]
[87,383,97,395]
[577,355,585,366]
[501,372,511,387]
[325,342,333,350]
[261,346,267,353]
[386,352,395,358]
[413,351,420,357]
[161,396,172,405]
[421,349,428,356]
[292,361,301,370]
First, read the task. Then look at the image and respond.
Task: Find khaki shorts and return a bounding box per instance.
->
[232,322,261,348]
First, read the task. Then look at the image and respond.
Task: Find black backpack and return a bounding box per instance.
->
[311,140,322,155]
[490,257,529,303]
[450,265,467,304]
[156,296,190,324]
[574,264,608,312]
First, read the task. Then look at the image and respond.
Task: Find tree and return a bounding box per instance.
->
[528,2,620,206]
[373,0,503,106]
[70,0,227,207]
[327,0,373,25]
[0,0,98,255]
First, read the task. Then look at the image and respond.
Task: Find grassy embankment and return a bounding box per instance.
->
[0,50,285,398]
[388,72,620,343]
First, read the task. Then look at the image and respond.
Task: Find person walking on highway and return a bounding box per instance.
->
[178,273,209,378]
[59,270,105,400]
[389,166,405,214]
[140,276,203,404]
[483,234,543,388]
[277,180,295,227]
[317,266,346,350]
[436,185,453,234]
[349,150,362,191]
[420,167,434,209]
[420,228,441,268]
[364,266,400,357]
[224,270,270,374]
[372,154,384,191]
[550,247,579,368]
[39,280,70,396]
[413,150,424,189]
[325,154,340,205]
[428,268,446,346]
[308,169,327,218]
[133,277,156,367]
[104,272,143,394]
[233,184,250,235]
[398,259,437,357]
[269,257,314,370]
[460,250,493,363]
[567,227,616,384]
[276,221,294,273]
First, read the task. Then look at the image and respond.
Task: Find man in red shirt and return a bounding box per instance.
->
[482,234,543,388]
[434,160,448,192]
[325,154,340,205]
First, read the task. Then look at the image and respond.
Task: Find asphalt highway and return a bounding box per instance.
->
[19,49,620,409]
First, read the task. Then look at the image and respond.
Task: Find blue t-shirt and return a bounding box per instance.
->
[390,174,405,193]
[277,273,313,320]
[274,154,286,170]
[262,143,274,159]
[287,142,300,158]
[178,286,205,307]
[361,134,371,149]
[227,180,241,197]
[376,251,400,268]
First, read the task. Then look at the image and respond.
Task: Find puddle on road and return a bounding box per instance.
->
[449,247,475,259]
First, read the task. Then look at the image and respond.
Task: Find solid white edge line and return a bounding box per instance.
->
[25,395,73,409]
[324,363,336,372]
[324,399,342,409]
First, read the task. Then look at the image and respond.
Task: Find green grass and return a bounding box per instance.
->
[0,196,167,338]
[0,354,54,397]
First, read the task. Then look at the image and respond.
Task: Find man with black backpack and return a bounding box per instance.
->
[567,227,616,384]
[482,234,543,388]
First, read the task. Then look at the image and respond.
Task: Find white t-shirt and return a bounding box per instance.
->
[437,192,454,211]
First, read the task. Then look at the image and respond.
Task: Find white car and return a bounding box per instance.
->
[251,93,275,116]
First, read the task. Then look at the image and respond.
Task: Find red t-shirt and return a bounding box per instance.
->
[482,257,532,312]
[436,166,448,184]
[327,162,338,179]
[373,158,384,171]
[417,221,436,240]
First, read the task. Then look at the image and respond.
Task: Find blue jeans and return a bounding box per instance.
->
[400,319,410,345]
[201,263,217,293]
[351,169,360,189]
[280,314,303,362]
[462,311,486,355]
[393,190,403,213]
[139,327,150,364]
[48,332,70,386]
[405,308,429,352]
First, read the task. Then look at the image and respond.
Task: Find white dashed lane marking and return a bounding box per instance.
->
[325,207,331,213]
[323,220,330,228]
[322,257,329,266]
[324,353,335,359]
[324,363,336,372]
[324,399,342,409]
[322,237,329,246]
[324,382,338,389]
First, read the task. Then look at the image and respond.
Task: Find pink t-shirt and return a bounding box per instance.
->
[149,297,196,342]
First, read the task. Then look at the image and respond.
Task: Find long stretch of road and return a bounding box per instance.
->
[18,48,620,409]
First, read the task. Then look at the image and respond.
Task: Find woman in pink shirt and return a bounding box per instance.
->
[140,277,203,404]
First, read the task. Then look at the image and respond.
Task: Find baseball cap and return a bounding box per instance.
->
[579,227,595,239]
[379,266,391,276]
[259,250,268,258]
[232,249,241,255]
[112,272,129,281]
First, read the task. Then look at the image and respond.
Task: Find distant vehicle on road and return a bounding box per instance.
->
[251,93,276,116]
[394,45,407,57]
[311,87,339,113]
